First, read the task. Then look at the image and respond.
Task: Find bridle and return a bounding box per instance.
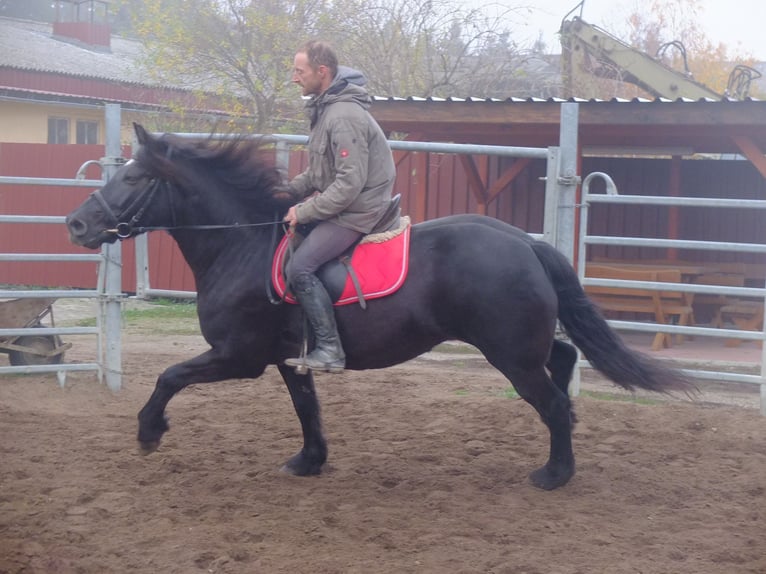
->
[93,176,168,239]
[92,156,283,237]
[88,153,288,305]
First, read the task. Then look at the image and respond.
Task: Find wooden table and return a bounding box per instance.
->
[588,260,763,347]
[584,263,696,350]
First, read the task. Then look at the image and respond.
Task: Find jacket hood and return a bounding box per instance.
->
[306,66,371,124]
[334,66,367,88]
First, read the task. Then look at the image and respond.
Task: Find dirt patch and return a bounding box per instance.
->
[1,303,765,574]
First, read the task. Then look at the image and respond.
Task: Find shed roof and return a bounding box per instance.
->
[368,96,766,158]
[0,17,154,86]
[0,16,240,114]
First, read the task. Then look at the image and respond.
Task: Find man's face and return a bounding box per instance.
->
[292,52,328,97]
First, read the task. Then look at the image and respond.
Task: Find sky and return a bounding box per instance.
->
[496,0,766,60]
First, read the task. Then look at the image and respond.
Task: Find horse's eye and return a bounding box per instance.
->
[124,173,147,185]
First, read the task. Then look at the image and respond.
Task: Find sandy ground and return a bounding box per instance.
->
[0,298,764,573]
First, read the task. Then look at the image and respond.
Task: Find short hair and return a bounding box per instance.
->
[299,40,338,78]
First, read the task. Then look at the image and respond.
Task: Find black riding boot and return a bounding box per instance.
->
[285,273,345,373]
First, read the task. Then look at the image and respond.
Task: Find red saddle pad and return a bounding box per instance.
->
[272,224,411,306]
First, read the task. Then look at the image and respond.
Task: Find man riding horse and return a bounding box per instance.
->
[282,40,396,374]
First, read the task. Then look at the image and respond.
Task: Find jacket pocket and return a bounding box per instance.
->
[309,138,333,189]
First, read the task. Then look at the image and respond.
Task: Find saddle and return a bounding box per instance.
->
[272,197,411,308]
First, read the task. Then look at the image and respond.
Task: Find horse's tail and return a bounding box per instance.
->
[530,240,696,394]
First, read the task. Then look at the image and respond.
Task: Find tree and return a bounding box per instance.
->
[327,0,534,99]
[123,0,333,133]
[121,0,543,131]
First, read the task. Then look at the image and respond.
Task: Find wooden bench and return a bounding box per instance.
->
[716,300,764,348]
[584,265,693,351]
[593,257,766,287]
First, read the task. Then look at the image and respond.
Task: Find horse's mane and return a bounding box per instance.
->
[137,132,293,216]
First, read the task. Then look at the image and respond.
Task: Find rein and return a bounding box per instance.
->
[96,176,284,237]
[97,145,286,238]
[109,219,285,235]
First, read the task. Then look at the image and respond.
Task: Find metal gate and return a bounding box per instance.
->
[0,104,124,390]
[576,172,766,415]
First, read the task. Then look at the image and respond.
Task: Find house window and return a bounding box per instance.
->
[47,117,69,144]
[76,120,99,144]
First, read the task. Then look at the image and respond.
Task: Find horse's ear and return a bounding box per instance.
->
[134,123,150,145]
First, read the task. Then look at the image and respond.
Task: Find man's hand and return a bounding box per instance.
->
[284,205,298,228]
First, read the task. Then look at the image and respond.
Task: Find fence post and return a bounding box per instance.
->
[555,103,581,397]
[100,104,123,391]
[555,102,580,264]
[543,147,560,246]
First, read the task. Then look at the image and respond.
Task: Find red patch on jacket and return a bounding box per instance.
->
[339,149,349,158]
[272,225,411,306]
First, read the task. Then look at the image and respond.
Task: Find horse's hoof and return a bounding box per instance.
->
[529,464,574,490]
[138,440,161,455]
[279,464,299,476]
[280,451,324,476]
[279,461,322,476]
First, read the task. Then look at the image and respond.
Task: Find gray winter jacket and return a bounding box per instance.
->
[288,67,396,233]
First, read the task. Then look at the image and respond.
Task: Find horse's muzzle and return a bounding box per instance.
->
[66,214,88,242]
[65,214,116,249]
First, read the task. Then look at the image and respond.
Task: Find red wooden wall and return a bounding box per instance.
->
[2,143,764,294]
[0,143,128,289]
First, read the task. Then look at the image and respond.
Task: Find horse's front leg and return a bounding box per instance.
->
[137,349,254,453]
[277,364,327,476]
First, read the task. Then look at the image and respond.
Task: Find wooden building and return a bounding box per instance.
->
[0,9,245,145]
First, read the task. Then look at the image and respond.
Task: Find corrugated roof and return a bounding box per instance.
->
[371,95,760,104]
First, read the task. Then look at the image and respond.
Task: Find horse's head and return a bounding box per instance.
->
[67,123,291,250]
[66,124,176,249]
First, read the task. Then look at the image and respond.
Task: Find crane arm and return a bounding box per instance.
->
[559,17,722,100]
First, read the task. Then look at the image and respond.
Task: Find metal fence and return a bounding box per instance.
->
[575,172,766,415]
[0,104,124,390]
[132,103,582,299]
[4,102,764,415]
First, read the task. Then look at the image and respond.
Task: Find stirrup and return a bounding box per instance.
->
[285,353,345,374]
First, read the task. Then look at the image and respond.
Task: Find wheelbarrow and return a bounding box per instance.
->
[0,298,72,366]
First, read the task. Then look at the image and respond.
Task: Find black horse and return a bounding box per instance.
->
[66,124,693,490]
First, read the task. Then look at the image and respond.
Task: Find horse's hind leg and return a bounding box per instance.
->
[488,356,575,490]
[547,339,577,395]
[546,339,578,425]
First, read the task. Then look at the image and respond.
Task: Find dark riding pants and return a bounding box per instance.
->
[285,221,363,287]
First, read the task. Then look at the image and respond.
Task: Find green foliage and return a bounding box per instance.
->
[117,0,543,131]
